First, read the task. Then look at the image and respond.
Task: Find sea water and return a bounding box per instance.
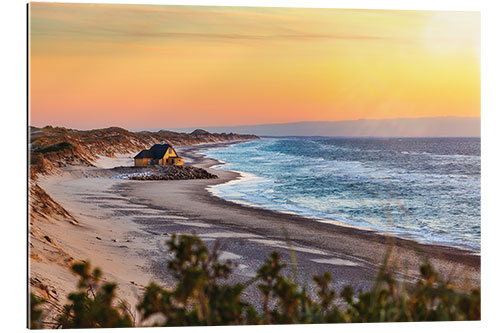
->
[202,137,480,250]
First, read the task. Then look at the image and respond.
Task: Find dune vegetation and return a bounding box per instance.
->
[30,234,480,329]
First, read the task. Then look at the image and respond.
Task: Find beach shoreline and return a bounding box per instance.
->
[177,143,481,267]
[31,140,480,319]
[193,139,481,256]
[192,141,481,255]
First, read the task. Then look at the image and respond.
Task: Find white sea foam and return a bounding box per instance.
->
[310,258,360,267]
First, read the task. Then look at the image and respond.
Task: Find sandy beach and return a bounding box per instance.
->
[32,141,480,317]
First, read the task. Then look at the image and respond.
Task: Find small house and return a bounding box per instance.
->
[134,141,184,167]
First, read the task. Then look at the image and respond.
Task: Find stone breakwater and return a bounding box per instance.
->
[113,165,218,181]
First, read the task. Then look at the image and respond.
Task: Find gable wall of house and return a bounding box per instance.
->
[162,148,178,164]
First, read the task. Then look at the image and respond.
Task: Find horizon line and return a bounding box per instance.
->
[167,115,480,131]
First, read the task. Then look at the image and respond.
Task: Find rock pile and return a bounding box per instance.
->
[124,165,218,181]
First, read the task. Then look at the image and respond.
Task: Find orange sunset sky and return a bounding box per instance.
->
[29,3,480,130]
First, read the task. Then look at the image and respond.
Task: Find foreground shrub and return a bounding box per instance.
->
[30,234,480,328]
[56,262,133,328]
[137,234,250,325]
[29,293,45,329]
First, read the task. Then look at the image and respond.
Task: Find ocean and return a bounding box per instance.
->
[202,137,480,251]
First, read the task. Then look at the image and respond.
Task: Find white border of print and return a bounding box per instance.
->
[2,0,499,332]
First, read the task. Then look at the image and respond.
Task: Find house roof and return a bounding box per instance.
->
[134,144,176,159]
[134,150,154,159]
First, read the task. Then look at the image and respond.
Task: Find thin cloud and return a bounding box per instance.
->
[32,20,394,43]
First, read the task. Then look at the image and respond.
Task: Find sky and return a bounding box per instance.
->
[29,3,480,130]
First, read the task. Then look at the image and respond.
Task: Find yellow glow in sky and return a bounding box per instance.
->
[29,3,480,129]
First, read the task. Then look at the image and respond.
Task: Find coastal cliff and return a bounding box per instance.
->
[29,126,258,177]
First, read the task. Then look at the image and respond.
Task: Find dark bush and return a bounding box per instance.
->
[38,142,73,154]
[29,151,42,165]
